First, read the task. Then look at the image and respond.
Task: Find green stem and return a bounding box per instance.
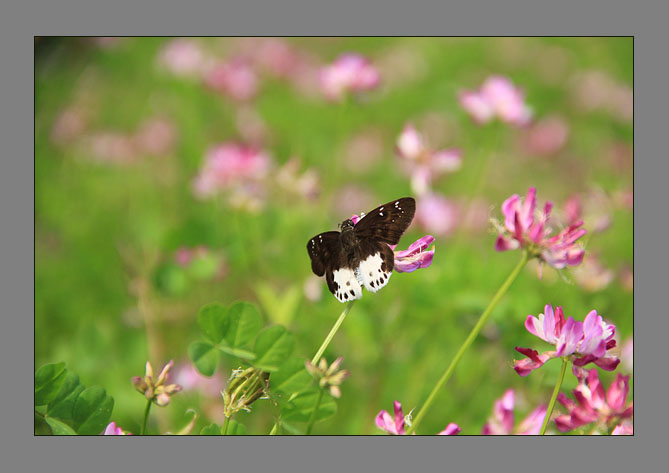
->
[305,388,325,435]
[222,416,231,435]
[540,357,568,435]
[406,250,529,434]
[140,399,152,435]
[311,300,355,365]
[269,422,278,435]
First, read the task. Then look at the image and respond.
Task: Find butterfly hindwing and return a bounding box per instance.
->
[326,265,363,302]
[354,197,416,245]
[307,231,341,277]
[356,240,395,293]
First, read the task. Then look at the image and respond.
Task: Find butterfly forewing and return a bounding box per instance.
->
[307,231,340,277]
[354,197,416,245]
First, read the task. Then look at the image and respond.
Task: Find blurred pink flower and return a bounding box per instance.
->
[573,254,615,292]
[134,117,178,156]
[390,235,435,273]
[319,53,380,102]
[514,304,620,377]
[158,38,212,78]
[396,123,462,195]
[51,105,89,145]
[494,187,587,270]
[376,400,460,435]
[554,369,632,433]
[249,38,300,79]
[415,193,460,237]
[570,70,633,123]
[103,421,132,435]
[205,58,259,102]
[459,75,532,126]
[173,362,225,398]
[275,158,320,201]
[83,131,137,164]
[562,190,612,234]
[481,389,547,435]
[193,142,272,200]
[519,115,569,157]
[620,337,633,373]
[611,421,633,435]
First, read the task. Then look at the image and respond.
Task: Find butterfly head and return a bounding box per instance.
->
[339,219,355,232]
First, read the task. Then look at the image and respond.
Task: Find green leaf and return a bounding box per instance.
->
[35,362,67,406]
[226,419,246,435]
[200,423,222,435]
[281,388,337,423]
[45,416,77,435]
[253,326,295,372]
[197,302,228,344]
[188,341,219,377]
[218,346,257,360]
[72,386,114,435]
[224,302,262,348]
[256,283,301,326]
[47,371,84,421]
[270,357,313,394]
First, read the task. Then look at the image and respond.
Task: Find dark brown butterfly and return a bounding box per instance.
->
[307,197,416,302]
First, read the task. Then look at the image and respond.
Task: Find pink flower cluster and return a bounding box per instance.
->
[514,304,620,377]
[375,400,460,435]
[204,58,259,102]
[395,123,462,196]
[319,53,381,102]
[554,369,632,433]
[192,142,272,209]
[481,389,546,435]
[103,421,132,435]
[459,76,532,126]
[495,187,587,269]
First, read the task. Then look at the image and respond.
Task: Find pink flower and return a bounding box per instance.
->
[573,254,615,292]
[395,123,462,195]
[375,400,406,435]
[103,421,132,435]
[205,58,259,102]
[319,53,380,102]
[459,75,532,126]
[519,115,569,157]
[158,38,211,78]
[481,389,547,435]
[415,193,460,237]
[494,187,587,270]
[173,361,225,398]
[390,235,435,273]
[437,423,462,435]
[554,369,633,433]
[375,400,460,435]
[514,304,620,377]
[611,421,633,435]
[192,142,272,199]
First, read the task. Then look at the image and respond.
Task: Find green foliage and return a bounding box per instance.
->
[35,362,114,435]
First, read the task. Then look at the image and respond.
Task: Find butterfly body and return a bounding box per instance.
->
[307,197,416,302]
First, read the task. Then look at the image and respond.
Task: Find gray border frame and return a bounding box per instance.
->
[4,0,665,471]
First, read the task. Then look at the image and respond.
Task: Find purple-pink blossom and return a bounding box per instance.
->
[375,400,459,435]
[319,53,380,102]
[192,142,272,201]
[395,123,462,195]
[495,187,587,270]
[204,58,259,102]
[514,304,620,377]
[481,389,547,435]
[415,193,460,237]
[103,421,132,435]
[554,369,632,433]
[611,421,633,435]
[459,75,532,126]
[390,235,435,273]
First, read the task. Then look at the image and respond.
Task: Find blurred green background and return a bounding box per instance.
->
[35,37,633,435]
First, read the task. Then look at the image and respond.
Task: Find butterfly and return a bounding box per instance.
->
[307,197,416,302]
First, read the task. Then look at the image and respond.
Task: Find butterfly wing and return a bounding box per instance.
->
[354,197,416,245]
[326,266,363,302]
[356,239,395,293]
[307,231,341,277]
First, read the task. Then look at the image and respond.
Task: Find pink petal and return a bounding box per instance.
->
[495,235,519,252]
[431,149,462,173]
[375,410,398,434]
[513,347,551,376]
[437,423,461,435]
[518,405,547,435]
[396,123,424,160]
[459,90,494,124]
[606,374,629,412]
[393,400,405,435]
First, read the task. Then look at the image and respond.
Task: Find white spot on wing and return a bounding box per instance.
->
[358,252,392,293]
[332,267,363,303]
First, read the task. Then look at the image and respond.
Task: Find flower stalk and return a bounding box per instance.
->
[311,300,356,365]
[406,250,529,434]
[141,398,152,435]
[540,357,569,435]
[305,388,325,435]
